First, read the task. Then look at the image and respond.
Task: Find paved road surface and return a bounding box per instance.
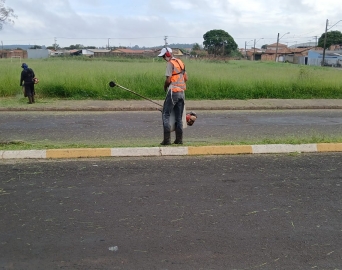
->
[1,110,342,146]
[1,154,341,269]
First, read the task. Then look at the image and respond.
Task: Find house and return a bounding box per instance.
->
[239,41,342,66]
[289,42,317,49]
[242,47,264,60]
[254,48,264,61]
[49,49,67,56]
[0,49,27,59]
[82,49,111,57]
[307,50,342,67]
[329,44,342,51]
[111,48,154,56]
[155,48,184,57]
[262,43,292,61]
[283,47,315,64]
[260,43,315,63]
[69,49,82,56]
[27,49,49,59]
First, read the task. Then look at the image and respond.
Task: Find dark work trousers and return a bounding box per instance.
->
[162,89,185,133]
[24,83,35,97]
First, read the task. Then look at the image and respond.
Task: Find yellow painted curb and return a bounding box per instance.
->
[46,148,111,159]
[316,143,342,152]
[188,145,253,155]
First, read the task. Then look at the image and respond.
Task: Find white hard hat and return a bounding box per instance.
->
[158,47,172,57]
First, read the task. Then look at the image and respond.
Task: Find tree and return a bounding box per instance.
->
[203,29,238,56]
[192,43,201,50]
[318,30,342,49]
[261,44,268,49]
[0,0,16,30]
[65,44,84,50]
[51,42,60,50]
[30,45,42,49]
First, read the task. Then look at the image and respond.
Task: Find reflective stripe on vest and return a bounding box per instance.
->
[170,59,186,92]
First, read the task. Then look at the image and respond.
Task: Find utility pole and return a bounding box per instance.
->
[321,19,342,66]
[244,41,247,59]
[108,38,110,50]
[253,39,256,61]
[164,36,168,47]
[275,32,289,62]
[275,33,279,62]
[313,36,318,47]
[54,37,57,50]
[1,41,3,58]
[322,19,329,66]
[244,40,253,60]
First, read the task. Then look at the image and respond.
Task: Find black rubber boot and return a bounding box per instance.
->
[160,132,171,145]
[174,131,183,144]
[32,95,35,103]
[28,96,33,104]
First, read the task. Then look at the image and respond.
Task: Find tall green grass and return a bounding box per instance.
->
[1,57,342,99]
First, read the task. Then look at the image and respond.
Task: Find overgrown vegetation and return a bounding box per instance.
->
[1,57,342,100]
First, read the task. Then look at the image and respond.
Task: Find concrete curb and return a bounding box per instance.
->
[2,105,342,112]
[1,143,342,159]
[1,99,342,112]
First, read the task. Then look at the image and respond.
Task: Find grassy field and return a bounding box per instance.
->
[1,57,342,100]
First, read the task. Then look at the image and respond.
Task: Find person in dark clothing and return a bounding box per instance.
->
[20,63,36,104]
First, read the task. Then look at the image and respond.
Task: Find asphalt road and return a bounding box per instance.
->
[1,110,342,146]
[1,154,342,269]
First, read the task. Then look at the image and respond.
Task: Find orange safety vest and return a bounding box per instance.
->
[170,58,186,92]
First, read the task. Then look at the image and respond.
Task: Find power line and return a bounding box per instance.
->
[56,36,165,40]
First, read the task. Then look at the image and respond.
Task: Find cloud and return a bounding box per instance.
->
[1,0,342,48]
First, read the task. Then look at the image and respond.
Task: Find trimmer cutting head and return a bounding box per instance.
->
[109,81,116,87]
[186,111,197,126]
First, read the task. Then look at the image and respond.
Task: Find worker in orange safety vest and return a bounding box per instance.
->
[158,47,188,145]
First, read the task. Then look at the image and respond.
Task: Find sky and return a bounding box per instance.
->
[1,0,342,49]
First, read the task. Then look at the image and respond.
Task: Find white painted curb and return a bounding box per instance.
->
[252,144,317,154]
[0,150,46,159]
[160,147,188,156]
[111,147,160,157]
[0,143,341,159]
